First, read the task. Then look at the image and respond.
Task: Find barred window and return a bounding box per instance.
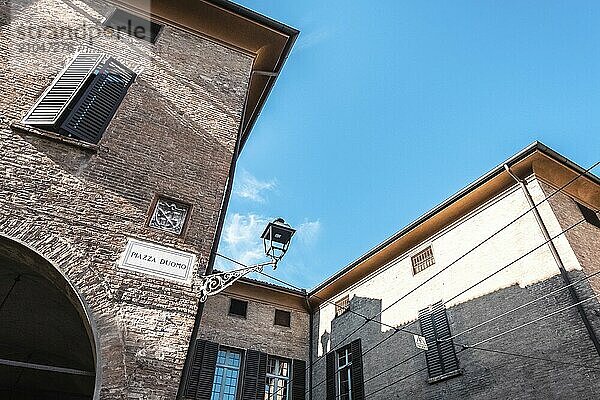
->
[334,295,350,318]
[411,246,435,275]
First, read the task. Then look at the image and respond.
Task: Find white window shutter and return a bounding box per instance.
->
[22,53,104,126]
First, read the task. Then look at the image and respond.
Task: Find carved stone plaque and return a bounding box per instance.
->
[149,197,190,235]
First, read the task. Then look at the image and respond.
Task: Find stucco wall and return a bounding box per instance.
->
[0,0,253,397]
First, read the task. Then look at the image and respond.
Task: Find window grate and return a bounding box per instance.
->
[334,295,350,318]
[412,246,435,275]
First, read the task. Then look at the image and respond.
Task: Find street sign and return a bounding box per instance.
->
[119,238,195,283]
[414,334,428,350]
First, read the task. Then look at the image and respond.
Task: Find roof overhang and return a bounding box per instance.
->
[308,142,600,307]
[108,0,299,149]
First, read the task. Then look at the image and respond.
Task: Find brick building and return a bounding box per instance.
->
[0,0,297,398]
[194,143,600,400]
[2,1,600,400]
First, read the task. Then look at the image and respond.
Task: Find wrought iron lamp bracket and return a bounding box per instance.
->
[198,260,277,302]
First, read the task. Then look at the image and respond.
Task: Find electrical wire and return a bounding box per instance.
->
[216,255,419,336]
[263,210,594,399]
[304,161,599,366]
[445,267,600,342]
[463,292,600,348]
[364,367,428,399]
[456,343,600,371]
[250,161,599,400]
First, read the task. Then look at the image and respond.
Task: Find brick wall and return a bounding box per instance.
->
[198,291,310,362]
[0,0,253,397]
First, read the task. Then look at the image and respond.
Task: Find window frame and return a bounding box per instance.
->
[228,298,248,319]
[210,347,243,400]
[274,309,291,328]
[264,357,291,400]
[336,346,352,400]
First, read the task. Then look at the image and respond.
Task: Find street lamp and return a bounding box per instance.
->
[198,218,295,302]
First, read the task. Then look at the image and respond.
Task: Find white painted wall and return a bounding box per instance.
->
[317,177,581,356]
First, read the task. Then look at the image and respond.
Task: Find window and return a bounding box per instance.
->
[336,347,352,400]
[211,348,242,400]
[228,298,248,318]
[576,201,600,229]
[274,310,291,327]
[148,196,191,235]
[411,246,435,275]
[264,357,290,400]
[325,340,364,400]
[418,301,461,382]
[334,295,350,318]
[22,52,136,144]
[104,8,163,44]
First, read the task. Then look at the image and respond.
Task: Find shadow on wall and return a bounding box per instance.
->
[322,295,387,352]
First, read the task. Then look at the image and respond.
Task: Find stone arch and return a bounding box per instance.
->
[0,233,103,399]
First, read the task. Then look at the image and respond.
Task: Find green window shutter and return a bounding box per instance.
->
[241,349,267,400]
[22,53,103,126]
[291,359,306,400]
[184,339,219,399]
[60,57,135,144]
[419,301,460,381]
[325,351,336,400]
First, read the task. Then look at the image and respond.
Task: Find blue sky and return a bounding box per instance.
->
[216,1,600,289]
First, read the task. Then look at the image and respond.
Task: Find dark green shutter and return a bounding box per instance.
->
[60,57,135,143]
[23,53,103,126]
[184,339,219,399]
[350,339,365,400]
[325,351,336,400]
[419,301,460,380]
[241,349,267,400]
[291,359,306,400]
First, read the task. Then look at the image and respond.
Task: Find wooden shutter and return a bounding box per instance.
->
[60,57,135,144]
[325,351,335,400]
[291,359,306,400]
[22,53,103,126]
[350,339,365,400]
[241,349,267,400]
[184,339,219,399]
[419,301,460,380]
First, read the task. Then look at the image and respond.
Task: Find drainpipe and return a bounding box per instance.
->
[305,294,314,400]
[504,164,600,357]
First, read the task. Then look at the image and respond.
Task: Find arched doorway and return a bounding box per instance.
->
[0,236,96,399]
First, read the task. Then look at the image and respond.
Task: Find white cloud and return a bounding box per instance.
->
[296,28,331,51]
[296,220,321,245]
[220,213,269,267]
[234,170,276,202]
